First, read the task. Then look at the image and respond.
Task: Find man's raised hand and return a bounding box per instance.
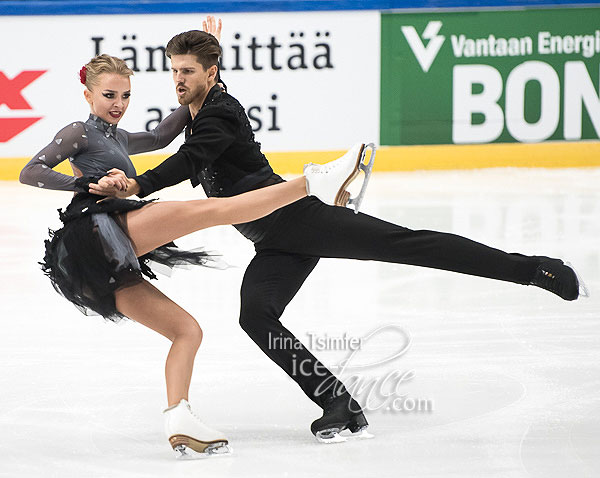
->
[202,16,222,42]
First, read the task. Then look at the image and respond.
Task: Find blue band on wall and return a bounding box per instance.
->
[0,0,598,16]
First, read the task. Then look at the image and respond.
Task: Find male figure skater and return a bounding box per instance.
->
[92,30,584,443]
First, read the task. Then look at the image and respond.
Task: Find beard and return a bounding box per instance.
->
[177,84,208,106]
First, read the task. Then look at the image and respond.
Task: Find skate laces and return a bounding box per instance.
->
[306,163,330,175]
[307,156,346,175]
[190,408,204,423]
[320,155,349,173]
[183,400,205,423]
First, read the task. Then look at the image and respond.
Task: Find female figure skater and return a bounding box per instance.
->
[19,51,365,458]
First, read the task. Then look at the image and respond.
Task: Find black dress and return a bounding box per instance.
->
[20,111,223,322]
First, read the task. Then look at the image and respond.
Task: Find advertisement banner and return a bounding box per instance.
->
[0,11,380,159]
[381,7,600,145]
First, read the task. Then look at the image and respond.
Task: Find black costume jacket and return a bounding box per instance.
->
[134,84,281,199]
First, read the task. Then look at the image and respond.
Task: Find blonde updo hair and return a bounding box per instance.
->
[81,54,134,90]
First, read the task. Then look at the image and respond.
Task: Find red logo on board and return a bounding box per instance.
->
[0,70,47,142]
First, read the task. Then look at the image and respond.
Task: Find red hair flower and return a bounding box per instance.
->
[79,66,87,85]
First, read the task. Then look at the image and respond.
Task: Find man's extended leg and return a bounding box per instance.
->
[262,197,576,297]
[236,194,578,438]
[239,250,350,408]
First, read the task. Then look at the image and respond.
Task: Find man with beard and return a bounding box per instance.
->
[92,29,585,443]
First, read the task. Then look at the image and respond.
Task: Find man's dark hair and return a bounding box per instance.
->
[166,30,222,70]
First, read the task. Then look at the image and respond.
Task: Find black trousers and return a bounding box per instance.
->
[235,197,540,408]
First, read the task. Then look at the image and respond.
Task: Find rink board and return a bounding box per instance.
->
[3,141,600,180]
[2,6,600,179]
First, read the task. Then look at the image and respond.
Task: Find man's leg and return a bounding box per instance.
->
[268,197,542,285]
[239,250,348,408]
[236,196,572,417]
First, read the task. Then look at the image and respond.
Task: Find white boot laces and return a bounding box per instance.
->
[185,402,199,419]
[188,403,209,427]
[310,161,336,175]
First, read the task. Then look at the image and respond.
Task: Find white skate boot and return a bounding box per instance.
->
[163,399,232,459]
[304,142,376,213]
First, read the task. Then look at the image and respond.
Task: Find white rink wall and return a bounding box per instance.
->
[0,11,380,158]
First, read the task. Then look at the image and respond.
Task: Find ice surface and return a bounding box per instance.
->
[1,168,599,477]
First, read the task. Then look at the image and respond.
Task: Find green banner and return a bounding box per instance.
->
[381,7,600,145]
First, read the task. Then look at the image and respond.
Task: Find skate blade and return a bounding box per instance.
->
[315,428,347,444]
[341,426,374,440]
[566,261,590,298]
[173,443,232,459]
[170,435,232,459]
[334,143,376,214]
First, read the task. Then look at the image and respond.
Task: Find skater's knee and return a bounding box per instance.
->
[238,310,271,337]
[172,320,203,349]
[238,313,256,335]
[239,297,280,333]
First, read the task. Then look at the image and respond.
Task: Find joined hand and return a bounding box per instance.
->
[89,168,139,198]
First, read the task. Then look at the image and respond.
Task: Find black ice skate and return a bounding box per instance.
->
[311,394,373,444]
[530,259,589,300]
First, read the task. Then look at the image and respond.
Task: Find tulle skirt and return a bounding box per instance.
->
[41,193,224,322]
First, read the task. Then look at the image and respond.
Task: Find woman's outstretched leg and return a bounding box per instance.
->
[99,144,370,254]
[121,176,308,256]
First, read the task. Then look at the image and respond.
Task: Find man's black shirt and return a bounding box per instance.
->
[134,84,282,199]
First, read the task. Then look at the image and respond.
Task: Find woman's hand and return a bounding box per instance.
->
[89,168,136,198]
[106,168,128,190]
[202,15,222,43]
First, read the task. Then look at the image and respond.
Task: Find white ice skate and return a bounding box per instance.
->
[304,142,376,213]
[163,399,232,459]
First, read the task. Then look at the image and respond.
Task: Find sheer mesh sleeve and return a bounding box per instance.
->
[19,122,89,192]
[125,106,191,155]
